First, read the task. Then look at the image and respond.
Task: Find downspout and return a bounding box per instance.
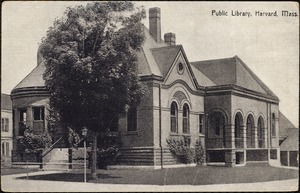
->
[266,102,270,160]
[159,83,163,169]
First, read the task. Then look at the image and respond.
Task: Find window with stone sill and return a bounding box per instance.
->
[33,107,45,121]
[271,113,276,137]
[6,142,9,156]
[199,114,204,134]
[127,107,137,132]
[1,142,4,156]
[170,102,178,133]
[182,104,190,134]
[1,118,9,132]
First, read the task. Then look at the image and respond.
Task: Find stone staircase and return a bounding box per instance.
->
[154,148,180,165]
[42,148,87,170]
[118,147,179,166]
[118,147,154,165]
[42,148,69,170]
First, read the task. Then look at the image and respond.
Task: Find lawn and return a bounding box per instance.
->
[1,167,40,176]
[16,165,298,185]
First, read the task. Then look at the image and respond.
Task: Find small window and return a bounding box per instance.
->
[182,104,190,134]
[6,142,9,157]
[199,114,204,134]
[1,118,4,132]
[1,142,4,156]
[1,118,9,132]
[271,113,276,137]
[177,63,184,74]
[127,108,137,132]
[170,102,178,133]
[33,107,45,121]
[20,109,27,123]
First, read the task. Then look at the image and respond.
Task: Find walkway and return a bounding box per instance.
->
[1,170,298,192]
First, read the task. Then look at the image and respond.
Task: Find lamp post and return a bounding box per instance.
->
[82,127,88,183]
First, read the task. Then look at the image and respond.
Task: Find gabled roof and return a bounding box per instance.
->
[1,93,12,110]
[190,65,216,87]
[136,25,168,77]
[13,25,168,91]
[280,128,299,151]
[279,111,297,138]
[151,45,182,77]
[191,56,278,99]
[13,62,46,90]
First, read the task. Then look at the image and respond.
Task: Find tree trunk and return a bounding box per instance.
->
[91,131,98,179]
[68,147,72,169]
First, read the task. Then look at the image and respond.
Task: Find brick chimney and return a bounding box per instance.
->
[149,7,161,43]
[164,33,176,46]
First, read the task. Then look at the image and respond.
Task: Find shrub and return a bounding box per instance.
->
[17,127,52,153]
[166,136,194,164]
[194,139,205,165]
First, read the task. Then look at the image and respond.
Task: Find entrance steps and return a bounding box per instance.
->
[42,148,86,170]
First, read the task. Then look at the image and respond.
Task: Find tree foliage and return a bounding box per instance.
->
[40,1,147,132]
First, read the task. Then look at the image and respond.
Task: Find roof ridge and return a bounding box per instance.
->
[191,56,235,64]
[150,44,182,51]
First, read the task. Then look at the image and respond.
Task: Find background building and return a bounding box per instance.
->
[279,111,298,167]
[1,93,13,163]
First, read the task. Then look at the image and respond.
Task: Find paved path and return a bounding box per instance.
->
[1,171,298,192]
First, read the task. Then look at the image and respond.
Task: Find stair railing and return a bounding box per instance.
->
[41,137,62,158]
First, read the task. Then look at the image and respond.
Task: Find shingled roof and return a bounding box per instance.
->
[151,45,182,77]
[13,62,46,90]
[280,128,299,151]
[279,111,297,138]
[191,56,278,98]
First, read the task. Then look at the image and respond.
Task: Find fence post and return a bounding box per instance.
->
[26,161,29,180]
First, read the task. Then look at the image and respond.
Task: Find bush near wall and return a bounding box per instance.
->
[166,136,205,165]
[17,128,52,153]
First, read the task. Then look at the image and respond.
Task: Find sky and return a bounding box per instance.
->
[1,1,299,127]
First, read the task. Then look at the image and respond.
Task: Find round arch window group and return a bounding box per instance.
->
[234,112,275,149]
[170,102,190,134]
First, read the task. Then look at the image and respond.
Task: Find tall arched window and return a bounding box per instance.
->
[170,102,178,133]
[182,104,190,134]
[258,116,264,148]
[246,115,255,148]
[235,113,243,148]
[208,112,226,148]
[271,113,276,137]
[127,108,137,131]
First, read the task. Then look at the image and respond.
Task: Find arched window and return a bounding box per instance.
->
[258,116,265,148]
[235,113,243,148]
[271,113,276,137]
[246,115,255,148]
[208,112,226,148]
[127,108,137,131]
[182,104,190,134]
[170,102,178,133]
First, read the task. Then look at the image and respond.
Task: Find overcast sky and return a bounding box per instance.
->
[2,1,299,126]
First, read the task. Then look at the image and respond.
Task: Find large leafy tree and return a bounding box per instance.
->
[40,1,146,178]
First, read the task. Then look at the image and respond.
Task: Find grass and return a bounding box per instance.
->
[1,167,40,176]
[15,165,298,185]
